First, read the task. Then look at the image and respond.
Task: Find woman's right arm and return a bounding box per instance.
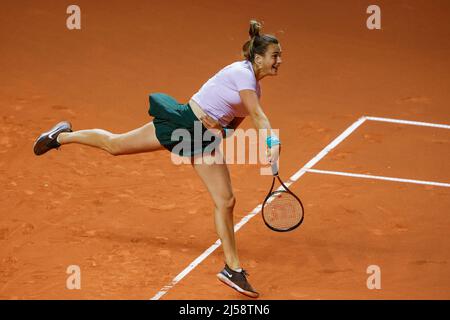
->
[239,89,280,164]
[239,90,272,131]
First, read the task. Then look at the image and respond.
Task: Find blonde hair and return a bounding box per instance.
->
[242,20,279,62]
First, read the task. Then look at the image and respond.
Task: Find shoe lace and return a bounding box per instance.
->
[225,264,250,277]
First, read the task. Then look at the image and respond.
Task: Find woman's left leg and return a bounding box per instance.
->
[58,121,164,155]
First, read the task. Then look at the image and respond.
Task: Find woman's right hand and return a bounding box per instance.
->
[266,144,281,165]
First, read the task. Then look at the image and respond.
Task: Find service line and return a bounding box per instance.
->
[305,168,450,188]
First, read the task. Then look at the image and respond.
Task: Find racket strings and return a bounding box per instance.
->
[264,192,303,230]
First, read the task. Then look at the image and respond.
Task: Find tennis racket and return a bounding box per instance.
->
[261,163,305,232]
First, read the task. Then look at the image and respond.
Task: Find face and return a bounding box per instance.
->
[254,43,282,78]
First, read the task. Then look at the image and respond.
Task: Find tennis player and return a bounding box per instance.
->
[33,20,282,298]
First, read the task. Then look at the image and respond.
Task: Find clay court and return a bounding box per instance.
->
[1,0,449,299]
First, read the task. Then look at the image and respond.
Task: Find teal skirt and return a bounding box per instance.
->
[148,93,222,157]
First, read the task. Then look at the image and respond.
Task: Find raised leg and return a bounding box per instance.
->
[58,121,164,155]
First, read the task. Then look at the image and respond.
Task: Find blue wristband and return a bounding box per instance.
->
[266,135,281,148]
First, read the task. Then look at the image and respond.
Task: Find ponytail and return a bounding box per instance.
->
[242,20,279,62]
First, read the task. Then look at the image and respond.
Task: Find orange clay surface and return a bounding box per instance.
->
[1,0,449,299]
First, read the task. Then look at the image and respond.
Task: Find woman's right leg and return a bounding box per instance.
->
[58,121,164,155]
[190,155,240,270]
[191,152,259,298]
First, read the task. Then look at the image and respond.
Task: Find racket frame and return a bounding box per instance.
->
[261,167,305,232]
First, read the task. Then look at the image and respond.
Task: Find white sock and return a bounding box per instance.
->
[232,267,242,272]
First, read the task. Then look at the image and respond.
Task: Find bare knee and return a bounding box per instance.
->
[105,134,123,156]
[215,195,236,212]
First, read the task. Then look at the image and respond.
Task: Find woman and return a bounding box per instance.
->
[33,20,282,298]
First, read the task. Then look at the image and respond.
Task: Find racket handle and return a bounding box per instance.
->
[271,163,279,176]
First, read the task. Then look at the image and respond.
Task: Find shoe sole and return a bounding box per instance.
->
[217,273,259,298]
[33,121,72,155]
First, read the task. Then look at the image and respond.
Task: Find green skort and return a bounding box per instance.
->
[148,93,222,157]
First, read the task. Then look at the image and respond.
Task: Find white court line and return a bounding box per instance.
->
[150,116,368,300]
[305,169,450,188]
[366,116,450,130]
